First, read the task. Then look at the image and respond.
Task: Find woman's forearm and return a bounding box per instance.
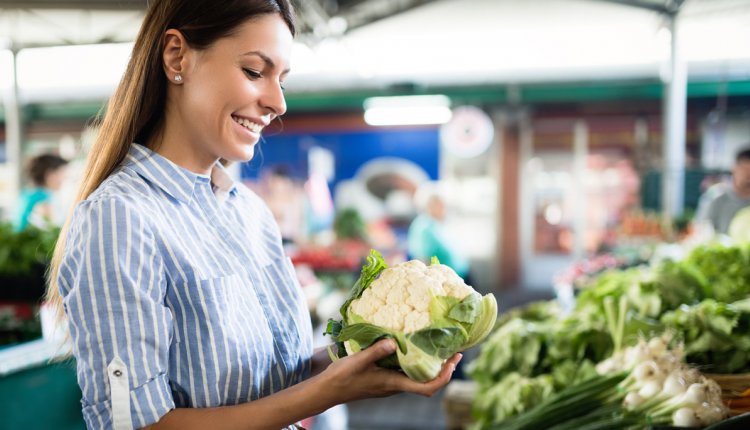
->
[141,339,459,430]
[142,372,338,430]
[310,345,334,377]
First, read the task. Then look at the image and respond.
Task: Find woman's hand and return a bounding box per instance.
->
[320,339,462,404]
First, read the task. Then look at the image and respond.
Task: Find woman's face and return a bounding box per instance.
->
[174,14,292,167]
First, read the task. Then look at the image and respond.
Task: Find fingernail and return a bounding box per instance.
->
[457,353,464,362]
[383,340,396,353]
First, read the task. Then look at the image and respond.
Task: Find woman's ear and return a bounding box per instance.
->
[163,29,188,83]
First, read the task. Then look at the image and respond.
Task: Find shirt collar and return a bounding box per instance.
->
[210,161,239,203]
[124,143,238,203]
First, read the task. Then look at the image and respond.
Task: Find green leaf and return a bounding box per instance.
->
[463,293,499,350]
[429,295,461,322]
[431,256,440,265]
[324,318,342,338]
[396,338,445,382]
[323,319,347,358]
[337,322,392,345]
[408,326,467,359]
[448,292,482,323]
[339,249,388,320]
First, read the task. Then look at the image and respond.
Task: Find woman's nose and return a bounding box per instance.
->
[262,81,287,117]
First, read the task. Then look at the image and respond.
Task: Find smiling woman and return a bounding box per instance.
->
[157,16,292,170]
[42,1,460,430]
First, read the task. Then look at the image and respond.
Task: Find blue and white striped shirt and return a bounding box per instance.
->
[58,143,313,430]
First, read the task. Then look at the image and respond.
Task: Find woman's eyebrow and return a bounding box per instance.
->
[242,50,291,75]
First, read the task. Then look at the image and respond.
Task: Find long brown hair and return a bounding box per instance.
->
[46,0,295,345]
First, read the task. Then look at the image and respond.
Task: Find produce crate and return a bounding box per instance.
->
[705,373,750,416]
[442,380,477,430]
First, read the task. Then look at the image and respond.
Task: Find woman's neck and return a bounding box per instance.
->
[148,114,215,176]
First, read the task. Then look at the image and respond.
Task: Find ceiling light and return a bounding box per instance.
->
[363,95,452,126]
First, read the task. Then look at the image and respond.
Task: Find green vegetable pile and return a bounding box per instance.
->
[483,335,729,430]
[325,250,498,382]
[0,223,60,277]
[469,242,750,428]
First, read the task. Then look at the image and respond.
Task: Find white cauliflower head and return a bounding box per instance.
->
[349,259,474,333]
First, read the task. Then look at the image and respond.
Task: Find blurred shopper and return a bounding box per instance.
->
[14,153,68,231]
[695,147,750,234]
[408,183,470,278]
[44,2,459,430]
[260,165,305,244]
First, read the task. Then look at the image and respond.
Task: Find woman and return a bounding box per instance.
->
[46,1,461,429]
[14,153,68,231]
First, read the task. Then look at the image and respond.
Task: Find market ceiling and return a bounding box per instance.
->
[1,0,748,96]
[0,0,435,47]
[0,0,729,48]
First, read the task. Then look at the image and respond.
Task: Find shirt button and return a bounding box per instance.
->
[113,369,123,377]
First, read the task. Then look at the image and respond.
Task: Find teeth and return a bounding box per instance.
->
[232,115,263,133]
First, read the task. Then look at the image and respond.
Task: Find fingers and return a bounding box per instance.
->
[359,338,397,363]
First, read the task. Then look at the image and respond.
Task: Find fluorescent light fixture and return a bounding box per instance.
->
[363,94,452,126]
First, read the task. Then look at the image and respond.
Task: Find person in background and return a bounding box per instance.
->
[261,165,305,245]
[695,146,750,235]
[45,2,460,430]
[14,153,68,231]
[408,184,470,279]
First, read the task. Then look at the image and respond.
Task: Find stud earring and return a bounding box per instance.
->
[174,74,183,82]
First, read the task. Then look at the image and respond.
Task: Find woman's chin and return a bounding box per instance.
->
[222,143,256,163]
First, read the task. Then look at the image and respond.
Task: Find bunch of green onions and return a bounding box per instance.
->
[490,334,728,430]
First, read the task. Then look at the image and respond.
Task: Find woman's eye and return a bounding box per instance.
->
[243,68,262,79]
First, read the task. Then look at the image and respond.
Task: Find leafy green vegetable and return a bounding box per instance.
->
[470,242,750,427]
[661,299,750,373]
[0,223,60,276]
[486,373,629,430]
[470,373,556,427]
[333,207,367,240]
[684,243,750,303]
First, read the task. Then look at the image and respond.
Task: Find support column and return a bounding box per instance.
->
[498,114,520,288]
[661,13,687,222]
[2,47,23,219]
[572,120,588,261]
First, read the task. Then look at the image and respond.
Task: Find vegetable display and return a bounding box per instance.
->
[469,242,750,428]
[325,250,498,382]
[486,335,728,430]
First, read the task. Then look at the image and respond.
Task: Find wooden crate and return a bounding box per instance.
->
[442,380,477,430]
[706,373,750,417]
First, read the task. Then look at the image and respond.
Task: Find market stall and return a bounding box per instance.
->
[447,235,750,429]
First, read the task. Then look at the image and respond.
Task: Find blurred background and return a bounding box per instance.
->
[0,0,749,429]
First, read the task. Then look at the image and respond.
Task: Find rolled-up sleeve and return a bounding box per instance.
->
[58,197,175,429]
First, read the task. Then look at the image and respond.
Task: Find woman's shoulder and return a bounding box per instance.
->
[74,168,157,219]
[235,182,274,214]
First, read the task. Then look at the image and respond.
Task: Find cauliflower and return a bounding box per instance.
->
[326,250,498,382]
[349,259,474,333]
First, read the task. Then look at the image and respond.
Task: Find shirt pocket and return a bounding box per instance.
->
[202,273,273,343]
[169,273,274,406]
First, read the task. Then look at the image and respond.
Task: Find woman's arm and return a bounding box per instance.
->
[142,339,462,430]
[310,345,333,377]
